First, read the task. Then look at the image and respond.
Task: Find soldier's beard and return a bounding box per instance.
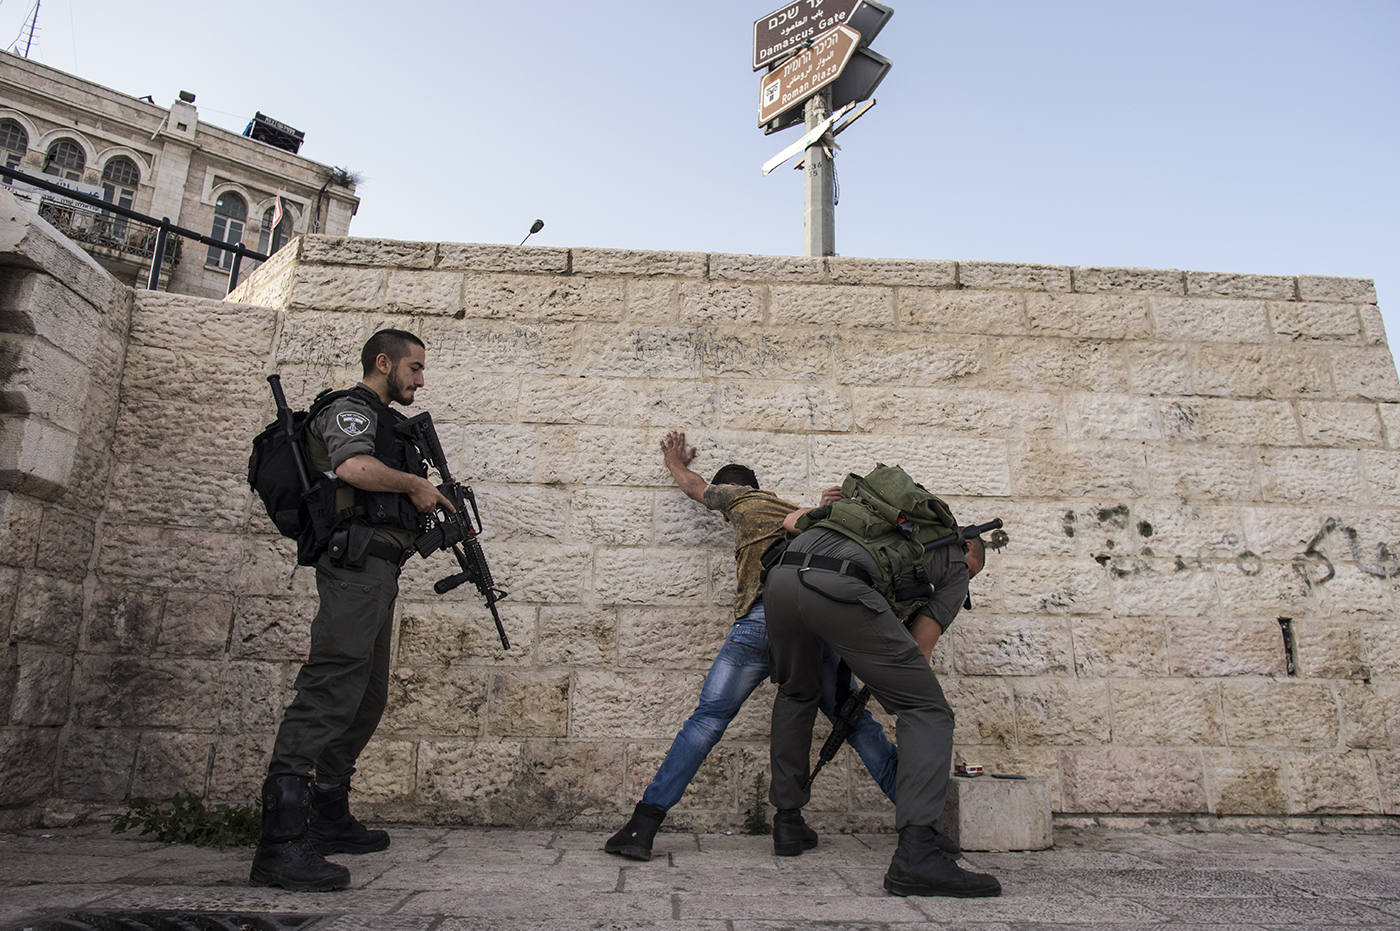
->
[387,367,416,405]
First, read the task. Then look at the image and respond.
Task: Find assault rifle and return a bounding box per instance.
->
[802,518,1003,792]
[395,412,510,650]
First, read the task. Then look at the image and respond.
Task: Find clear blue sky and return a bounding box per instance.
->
[5,1,1398,356]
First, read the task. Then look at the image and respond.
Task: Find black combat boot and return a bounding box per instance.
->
[249,774,351,892]
[882,825,1001,898]
[308,781,390,855]
[604,802,666,861]
[772,808,818,857]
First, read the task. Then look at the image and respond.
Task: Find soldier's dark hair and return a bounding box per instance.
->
[711,464,759,489]
[361,329,425,376]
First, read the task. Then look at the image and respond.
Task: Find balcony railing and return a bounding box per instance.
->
[33,197,178,266]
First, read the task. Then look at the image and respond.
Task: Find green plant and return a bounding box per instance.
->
[743,773,770,836]
[318,165,363,189]
[112,793,261,848]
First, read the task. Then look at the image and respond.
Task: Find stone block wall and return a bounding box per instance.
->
[2,218,1398,830]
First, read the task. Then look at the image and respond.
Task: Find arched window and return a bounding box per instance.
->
[258,203,294,256]
[206,192,246,269]
[42,139,85,180]
[0,120,27,170]
[101,157,140,240]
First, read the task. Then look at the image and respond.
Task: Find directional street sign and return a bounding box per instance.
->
[758,24,861,126]
[753,0,892,71]
[762,44,891,134]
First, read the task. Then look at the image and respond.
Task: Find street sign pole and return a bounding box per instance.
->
[803,88,835,257]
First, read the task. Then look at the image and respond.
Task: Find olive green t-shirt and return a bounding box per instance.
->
[702,484,800,619]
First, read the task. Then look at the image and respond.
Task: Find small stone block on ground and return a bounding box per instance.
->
[945,774,1053,851]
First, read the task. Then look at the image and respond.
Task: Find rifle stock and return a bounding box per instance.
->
[395,412,511,650]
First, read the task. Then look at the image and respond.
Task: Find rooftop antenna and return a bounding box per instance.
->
[518,219,544,246]
[20,0,40,58]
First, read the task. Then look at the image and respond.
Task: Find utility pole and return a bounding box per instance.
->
[802,88,835,257]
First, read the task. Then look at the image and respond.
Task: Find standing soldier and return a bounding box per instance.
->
[250,329,453,892]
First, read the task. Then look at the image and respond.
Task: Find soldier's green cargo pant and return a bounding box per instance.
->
[268,549,401,784]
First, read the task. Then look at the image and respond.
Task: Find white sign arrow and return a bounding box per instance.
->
[761,100,858,176]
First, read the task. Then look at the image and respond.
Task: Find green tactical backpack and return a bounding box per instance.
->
[794,463,961,620]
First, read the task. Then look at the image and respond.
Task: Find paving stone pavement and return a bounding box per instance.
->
[2,822,1399,930]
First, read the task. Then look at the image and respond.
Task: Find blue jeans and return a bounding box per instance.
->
[640,599,899,811]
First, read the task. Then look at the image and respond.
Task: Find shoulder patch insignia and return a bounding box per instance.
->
[336,411,371,437]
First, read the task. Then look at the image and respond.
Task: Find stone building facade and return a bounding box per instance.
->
[1,184,1397,832]
[0,52,358,299]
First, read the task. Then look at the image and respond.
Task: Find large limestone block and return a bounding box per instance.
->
[1168,616,1288,677]
[950,615,1073,676]
[1270,300,1365,343]
[1296,274,1377,304]
[215,661,283,733]
[813,434,1010,497]
[999,555,1111,616]
[518,375,631,426]
[1293,402,1385,448]
[835,331,985,388]
[900,288,1026,335]
[1259,449,1368,506]
[1151,297,1270,343]
[84,585,163,654]
[10,571,84,648]
[769,284,895,328]
[1011,678,1111,745]
[566,487,653,546]
[594,547,709,605]
[1334,681,1399,750]
[71,655,223,728]
[571,247,705,278]
[130,728,210,795]
[0,268,103,366]
[420,371,522,424]
[287,265,387,312]
[228,596,314,661]
[1127,342,1194,396]
[0,333,91,435]
[940,675,1015,746]
[1069,615,1170,677]
[959,260,1071,292]
[1146,444,1262,503]
[617,606,732,668]
[0,727,58,805]
[1193,344,1331,399]
[630,380,719,430]
[462,273,625,322]
[853,386,1063,437]
[9,645,71,725]
[1065,393,1160,441]
[678,281,764,325]
[35,506,95,576]
[96,525,242,590]
[1221,680,1338,748]
[1203,749,1287,814]
[382,665,489,738]
[491,740,627,827]
[488,672,570,737]
[537,606,618,667]
[1332,347,1400,402]
[944,775,1052,851]
[415,739,522,819]
[300,235,437,269]
[106,461,249,531]
[423,319,583,376]
[827,255,956,288]
[1027,293,1150,340]
[570,670,706,739]
[719,382,853,432]
[1107,556,1219,616]
[437,242,570,273]
[120,342,267,409]
[990,338,1128,393]
[469,484,572,545]
[348,739,416,803]
[112,400,262,469]
[1131,504,1251,561]
[384,270,464,315]
[1157,398,1301,447]
[1060,748,1208,813]
[1009,439,1147,499]
[56,729,138,801]
[396,600,535,664]
[654,490,731,548]
[1185,270,1295,300]
[708,253,824,282]
[1072,265,1185,295]
[625,279,678,323]
[1287,752,1382,814]
[1109,679,1224,746]
[132,292,276,358]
